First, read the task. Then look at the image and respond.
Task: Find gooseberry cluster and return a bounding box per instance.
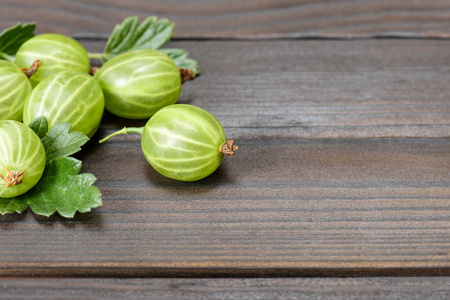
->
[0,25,237,198]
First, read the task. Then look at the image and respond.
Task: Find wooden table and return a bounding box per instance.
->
[1,1,449,298]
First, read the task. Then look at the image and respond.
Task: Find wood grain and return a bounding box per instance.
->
[1,0,450,39]
[0,14,449,281]
[1,278,449,299]
[0,135,449,277]
[86,39,450,140]
[0,39,449,277]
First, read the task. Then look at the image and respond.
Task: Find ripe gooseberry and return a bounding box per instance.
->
[14,33,90,87]
[0,60,33,121]
[100,104,237,181]
[94,49,182,119]
[23,71,105,138]
[0,120,46,198]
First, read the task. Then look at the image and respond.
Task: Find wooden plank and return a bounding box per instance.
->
[1,40,449,277]
[1,278,449,299]
[83,39,450,140]
[1,0,450,39]
[1,136,449,277]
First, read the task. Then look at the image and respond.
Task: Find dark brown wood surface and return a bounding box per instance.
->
[1,0,450,39]
[1,39,449,277]
[0,0,449,298]
[1,277,450,299]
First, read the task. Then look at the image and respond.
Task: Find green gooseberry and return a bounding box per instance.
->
[23,71,105,138]
[100,104,237,181]
[0,120,46,198]
[0,60,32,121]
[14,33,90,87]
[94,49,182,119]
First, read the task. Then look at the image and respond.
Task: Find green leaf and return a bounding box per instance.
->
[41,122,89,164]
[103,16,174,62]
[160,48,201,76]
[44,155,82,176]
[28,116,49,139]
[0,23,35,62]
[0,197,28,215]
[0,118,102,217]
[0,156,85,216]
[9,157,102,218]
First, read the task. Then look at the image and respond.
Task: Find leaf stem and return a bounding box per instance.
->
[0,52,15,62]
[99,127,144,143]
[88,52,104,60]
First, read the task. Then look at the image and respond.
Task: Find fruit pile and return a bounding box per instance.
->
[0,17,237,215]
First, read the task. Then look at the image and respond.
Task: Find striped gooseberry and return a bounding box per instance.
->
[94,49,182,119]
[14,33,90,87]
[0,60,33,121]
[100,104,237,181]
[23,70,105,138]
[0,120,46,198]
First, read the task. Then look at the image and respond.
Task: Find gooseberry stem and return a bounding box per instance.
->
[0,166,25,187]
[180,68,195,84]
[90,66,100,75]
[88,52,104,60]
[221,140,238,157]
[99,127,144,143]
[19,60,42,78]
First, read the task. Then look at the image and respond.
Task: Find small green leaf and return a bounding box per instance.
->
[41,122,89,164]
[0,197,28,215]
[160,48,201,76]
[44,155,82,176]
[13,157,102,218]
[103,16,174,62]
[28,116,49,139]
[0,23,35,62]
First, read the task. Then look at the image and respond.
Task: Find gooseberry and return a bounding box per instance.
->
[100,104,237,181]
[23,71,105,138]
[14,33,90,87]
[0,60,33,121]
[0,120,46,198]
[94,49,182,119]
